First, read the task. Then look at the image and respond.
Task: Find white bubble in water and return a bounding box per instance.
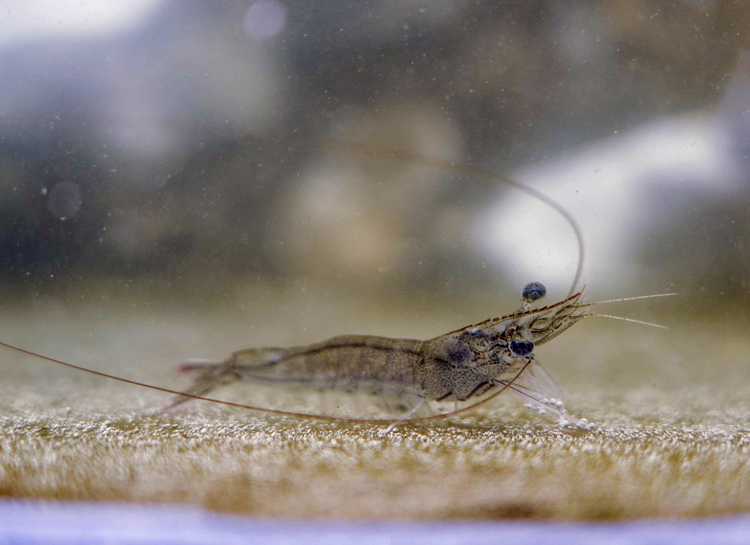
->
[243,0,286,39]
[48,181,82,220]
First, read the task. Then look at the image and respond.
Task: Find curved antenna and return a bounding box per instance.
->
[0,340,530,424]
[80,118,586,294]
[323,138,585,296]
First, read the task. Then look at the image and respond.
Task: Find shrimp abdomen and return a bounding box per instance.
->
[232,335,425,395]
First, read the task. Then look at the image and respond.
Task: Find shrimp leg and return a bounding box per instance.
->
[157,361,236,414]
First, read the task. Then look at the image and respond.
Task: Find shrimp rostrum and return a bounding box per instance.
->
[162,282,670,429]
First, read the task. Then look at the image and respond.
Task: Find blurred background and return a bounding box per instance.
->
[0,0,749,404]
[3,0,750,523]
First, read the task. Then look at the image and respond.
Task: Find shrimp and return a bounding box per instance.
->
[156,282,674,428]
[0,141,674,428]
[0,283,674,430]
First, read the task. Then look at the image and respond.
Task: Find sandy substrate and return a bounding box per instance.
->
[1,398,749,520]
[0,289,747,520]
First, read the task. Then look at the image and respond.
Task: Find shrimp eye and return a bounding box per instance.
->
[521,281,546,303]
[509,340,535,358]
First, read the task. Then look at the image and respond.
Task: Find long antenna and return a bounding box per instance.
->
[583,293,678,305]
[0,340,530,424]
[587,314,668,329]
[324,138,585,296]
[84,118,586,293]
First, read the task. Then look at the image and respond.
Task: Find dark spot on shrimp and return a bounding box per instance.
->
[509,340,535,358]
[446,340,473,365]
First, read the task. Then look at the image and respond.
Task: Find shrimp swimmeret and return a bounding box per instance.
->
[0,142,674,428]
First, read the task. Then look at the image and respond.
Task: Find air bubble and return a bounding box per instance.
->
[521,281,546,303]
[576,418,593,430]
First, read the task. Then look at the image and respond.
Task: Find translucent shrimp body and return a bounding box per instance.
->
[165,283,667,429]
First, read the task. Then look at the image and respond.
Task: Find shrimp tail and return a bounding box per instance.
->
[157,360,236,414]
[177,359,225,374]
[158,349,293,414]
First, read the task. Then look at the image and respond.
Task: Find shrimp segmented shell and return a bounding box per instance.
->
[160,284,674,429]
